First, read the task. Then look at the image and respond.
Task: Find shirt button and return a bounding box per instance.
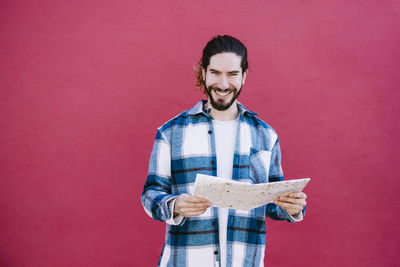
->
[212,221,216,226]
[208,130,212,134]
[214,250,218,255]
[211,160,215,165]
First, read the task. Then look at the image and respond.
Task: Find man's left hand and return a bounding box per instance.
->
[274,192,307,215]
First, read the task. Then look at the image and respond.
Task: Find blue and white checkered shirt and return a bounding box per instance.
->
[141,100,304,267]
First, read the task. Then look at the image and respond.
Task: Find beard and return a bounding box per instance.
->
[204,82,242,111]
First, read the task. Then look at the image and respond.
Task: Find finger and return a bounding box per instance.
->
[175,204,208,216]
[181,207,209,213]
[178,200,211,208]
[179,203,211,211]
[277,206,302,216]
[177,195,211,207]
[182,208,209,217]
[279,192,292,197]
[277,200,306,209]
[287,192,307,199]
[275,201,303,213]
[277,196,297,204]
[181,194,211,204]
[278,196,307,206]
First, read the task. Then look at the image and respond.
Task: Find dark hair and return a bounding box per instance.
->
[195,35,248,92]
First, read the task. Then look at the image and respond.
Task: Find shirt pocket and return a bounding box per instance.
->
[249,149,272,184]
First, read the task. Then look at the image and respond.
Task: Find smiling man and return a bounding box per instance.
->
[141,35,307,267]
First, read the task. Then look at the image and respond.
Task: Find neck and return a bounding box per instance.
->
[206,100,239,121]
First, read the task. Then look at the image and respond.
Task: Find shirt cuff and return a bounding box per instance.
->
[281,206,304,223]
[165,197,184,225]
[286,210,303,222]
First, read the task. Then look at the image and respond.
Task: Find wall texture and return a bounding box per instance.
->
[1,0,399,266]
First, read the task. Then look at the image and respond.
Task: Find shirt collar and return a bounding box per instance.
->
[187,100,258,117]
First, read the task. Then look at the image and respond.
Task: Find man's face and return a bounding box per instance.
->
[202,52,247,111]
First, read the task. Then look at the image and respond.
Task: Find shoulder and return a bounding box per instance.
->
[245,113,278,137]
[157,109,192,132]
[155,104,206,143]
[242,112,279,150]
[158,100,205,131]
[237,102,278,137]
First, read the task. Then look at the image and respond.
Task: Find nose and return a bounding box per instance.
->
[217,75,229,90]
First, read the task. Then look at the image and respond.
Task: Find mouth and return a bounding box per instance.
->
[214,89,233,97]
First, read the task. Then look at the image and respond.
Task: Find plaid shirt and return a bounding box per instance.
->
[141,100,303,267]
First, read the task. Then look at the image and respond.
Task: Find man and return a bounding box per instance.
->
[141,35,307,267]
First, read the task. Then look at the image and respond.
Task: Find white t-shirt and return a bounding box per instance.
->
[212,118,239,267]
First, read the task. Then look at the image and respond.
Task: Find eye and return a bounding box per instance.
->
[227,72,240,77]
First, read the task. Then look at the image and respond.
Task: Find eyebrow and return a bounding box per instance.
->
[228,70,240,74]
[209,69,240,74]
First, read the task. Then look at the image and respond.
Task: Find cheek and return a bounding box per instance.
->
[231,80,242,89]
[205,82,218,90]
[230,76,242,85]
[205,76,218,86]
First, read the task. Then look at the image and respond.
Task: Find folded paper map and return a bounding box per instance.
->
[194,174,310,210]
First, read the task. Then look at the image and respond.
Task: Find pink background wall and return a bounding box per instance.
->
[1,0,399,266]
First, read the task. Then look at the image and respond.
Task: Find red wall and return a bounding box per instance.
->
[1,1,399,266]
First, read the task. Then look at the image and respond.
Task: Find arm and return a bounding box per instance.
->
[141,129,210,225]
[141,129,181,223]
[266,138,307,222]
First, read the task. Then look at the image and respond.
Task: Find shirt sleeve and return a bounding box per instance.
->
[265,137,307,222]
[141,128,186,225]
[165,197,185,225]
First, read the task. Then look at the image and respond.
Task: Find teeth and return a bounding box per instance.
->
[215,90,230,96]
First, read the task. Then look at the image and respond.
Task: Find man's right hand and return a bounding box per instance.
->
[174,193,211,217]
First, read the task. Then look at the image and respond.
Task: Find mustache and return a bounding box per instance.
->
[208,86,236,93]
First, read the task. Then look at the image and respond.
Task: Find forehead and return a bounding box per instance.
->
[208,52,242,72]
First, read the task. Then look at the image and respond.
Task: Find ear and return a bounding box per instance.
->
[242,70,248,85]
